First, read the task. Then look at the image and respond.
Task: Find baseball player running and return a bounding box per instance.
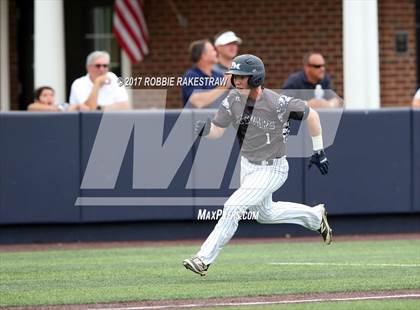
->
[183,54,332,276]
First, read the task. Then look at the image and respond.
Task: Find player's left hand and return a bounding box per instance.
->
[308,150,329,175]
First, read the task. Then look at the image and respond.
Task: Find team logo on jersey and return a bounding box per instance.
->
[238,114,251,125]
[276,95,292,121]
[237,114,275,130]
[277,95,292,110]
[221,97,230,110]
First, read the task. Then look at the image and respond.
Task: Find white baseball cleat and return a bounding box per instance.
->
[183,256,209,276]
[317,204,333,245]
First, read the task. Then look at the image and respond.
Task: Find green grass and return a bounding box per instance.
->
[0,239,419,307]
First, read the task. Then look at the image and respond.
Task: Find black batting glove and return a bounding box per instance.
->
[194,118,211,137]
[308,150,329,175]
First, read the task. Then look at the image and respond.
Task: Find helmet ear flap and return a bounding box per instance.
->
[248,75,256,88]
[248,73,264,88]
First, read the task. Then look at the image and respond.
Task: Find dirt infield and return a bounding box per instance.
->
[1,232,420,253]
[3,289,420,310]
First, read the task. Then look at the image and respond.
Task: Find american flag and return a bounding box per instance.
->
[113,0,149,63]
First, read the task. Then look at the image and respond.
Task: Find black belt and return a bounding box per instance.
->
[248,159,275,166]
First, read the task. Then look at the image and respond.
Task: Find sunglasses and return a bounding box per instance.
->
[93,64,109,68]
[308,64,326,69]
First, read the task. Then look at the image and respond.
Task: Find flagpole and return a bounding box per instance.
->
[121,51,133,107]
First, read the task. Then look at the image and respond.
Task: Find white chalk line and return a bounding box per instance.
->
[269,262,420,268]
[89,293,420,310]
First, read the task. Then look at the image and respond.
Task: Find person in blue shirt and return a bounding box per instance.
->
[282,52,341,108]
[181,39,229,108]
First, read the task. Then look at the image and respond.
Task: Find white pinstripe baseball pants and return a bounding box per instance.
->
[197,156,323,265]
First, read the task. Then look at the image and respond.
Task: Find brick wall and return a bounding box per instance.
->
[379,0,417,107]
[133,0,343,108]
[7,0,418,109]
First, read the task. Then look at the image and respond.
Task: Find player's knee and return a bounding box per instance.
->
[256,210,272,223]
[222,201,244,221]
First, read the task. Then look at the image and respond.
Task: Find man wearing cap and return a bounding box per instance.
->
[213,31,242,75]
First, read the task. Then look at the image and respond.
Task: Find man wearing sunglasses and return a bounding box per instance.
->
[282,52,340,108]
[69,51,129,111]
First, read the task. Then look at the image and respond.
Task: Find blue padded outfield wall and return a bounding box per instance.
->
[413,110,420,212]
[0,109,418,225]
[0,113,81,224]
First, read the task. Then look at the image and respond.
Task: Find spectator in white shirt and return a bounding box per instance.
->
[69,51,130,111]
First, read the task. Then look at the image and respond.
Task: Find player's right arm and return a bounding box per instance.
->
[307,107,322,143]
[306,107,329,175]
[193,118,225,139]
[278,94,329,175]
[193,88,237,138]
[207,123,225,139]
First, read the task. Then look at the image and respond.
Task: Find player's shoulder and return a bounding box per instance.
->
[262,88,292,104]
[262,88,294,112]
[220,89,242,109]
[261,88,279,99]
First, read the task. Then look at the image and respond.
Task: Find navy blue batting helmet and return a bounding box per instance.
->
[226,54,265,88]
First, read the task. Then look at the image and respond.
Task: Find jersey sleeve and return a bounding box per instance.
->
[212,98,232,128]
[288,97,309,120]
[212,90,239,128]
[275,94,309,121]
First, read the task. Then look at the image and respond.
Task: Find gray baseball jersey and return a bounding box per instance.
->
[212,88,309,162]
